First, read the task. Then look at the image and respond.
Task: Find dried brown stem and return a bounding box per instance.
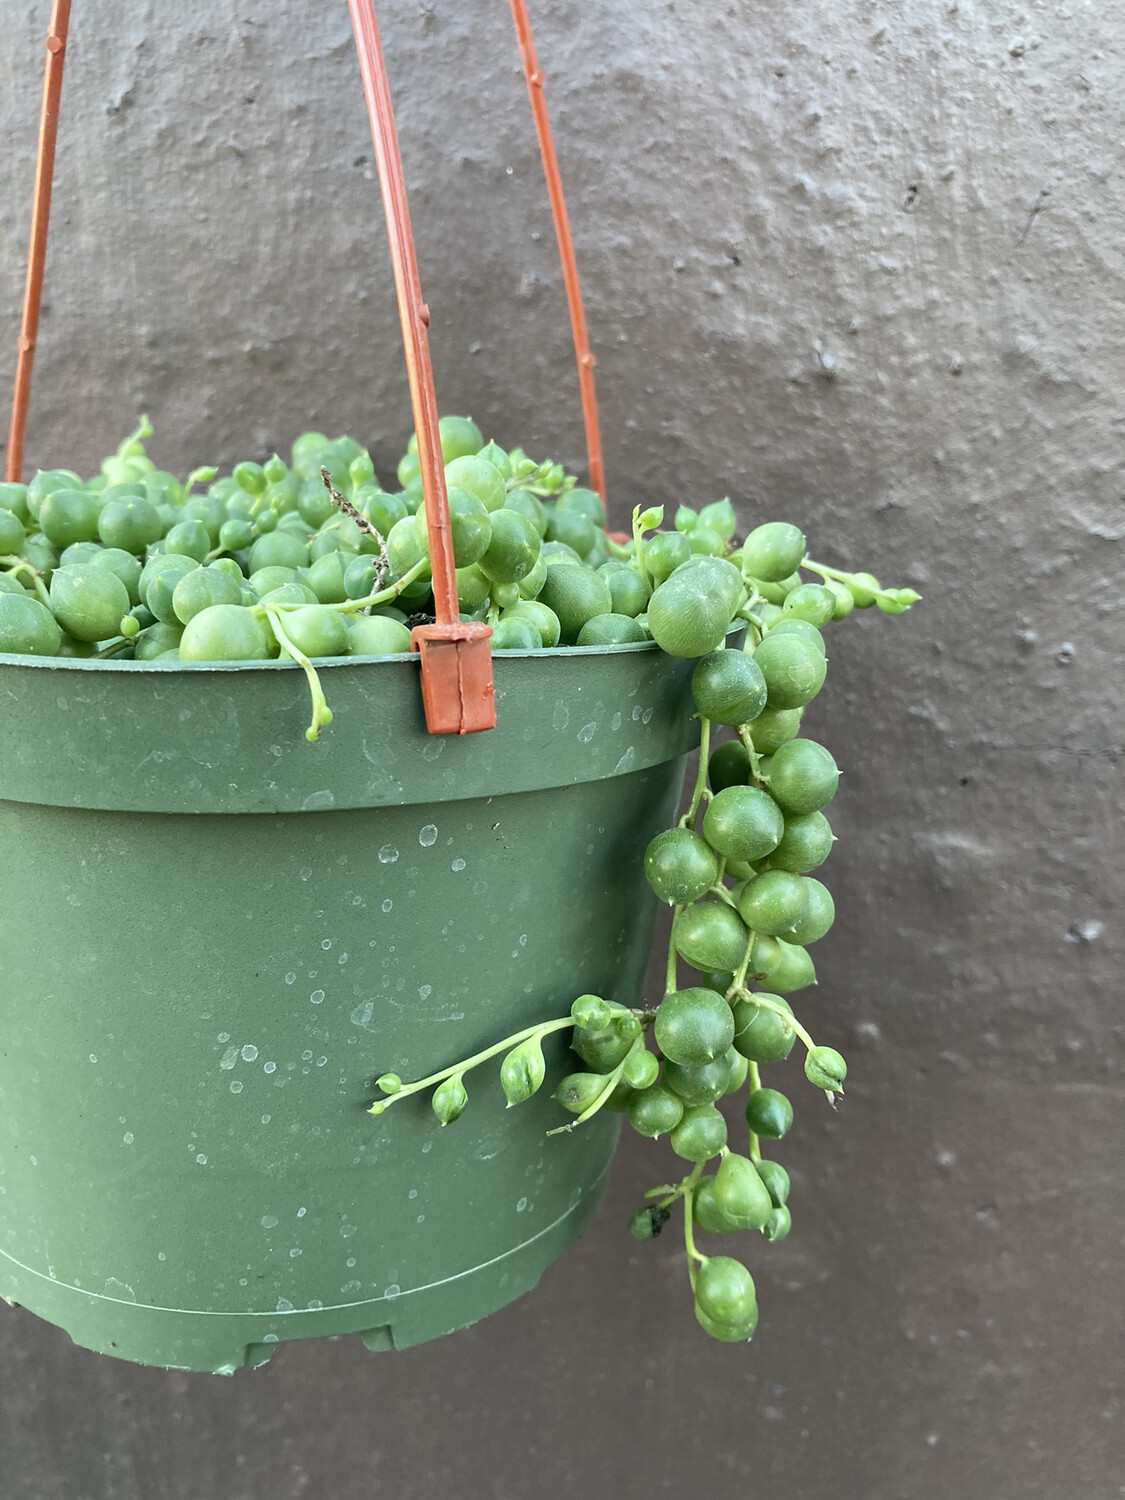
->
[320,465,388,596]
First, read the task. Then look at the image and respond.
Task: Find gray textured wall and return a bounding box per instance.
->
[2,2,1122,1497]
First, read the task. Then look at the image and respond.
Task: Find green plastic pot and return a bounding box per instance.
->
[0,644,695,1373]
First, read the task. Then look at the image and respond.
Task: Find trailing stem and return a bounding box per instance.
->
[262,606,334,742]
[546,1055,629,1137]
[736,724,765,783]
[679,716,712,828]
[725,932,756,1000]
[368,1016,575,1115]
[0,558,49,606]
[681,1164,708,1290]
[747,1061,762,1162]
[666,910,682,995]
[733,988,816,1056]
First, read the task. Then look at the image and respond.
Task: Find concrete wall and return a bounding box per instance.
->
[1,2,1121,1496]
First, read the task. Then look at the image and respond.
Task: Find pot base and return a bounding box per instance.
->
[0,1146,614,1373]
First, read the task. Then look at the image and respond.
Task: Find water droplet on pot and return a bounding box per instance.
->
[241,1044,258,1063]
[378,845,399,864]
[310,990,325,1005]
[451,858,466,872]
[229,1081,243,1095]
[261,1215,278,1228]
[419,824,438,846]
[350,1001,374,1029]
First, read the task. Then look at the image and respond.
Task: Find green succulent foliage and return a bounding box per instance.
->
[8,417,918,1348]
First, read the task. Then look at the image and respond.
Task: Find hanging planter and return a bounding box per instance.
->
[0,646,701,1372]
[0,1,921,1373]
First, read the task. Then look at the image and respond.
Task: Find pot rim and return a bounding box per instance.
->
[0,636,666,674]
[0,620,743,675]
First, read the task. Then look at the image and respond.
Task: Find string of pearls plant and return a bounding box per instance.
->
[371,503,919,1343]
